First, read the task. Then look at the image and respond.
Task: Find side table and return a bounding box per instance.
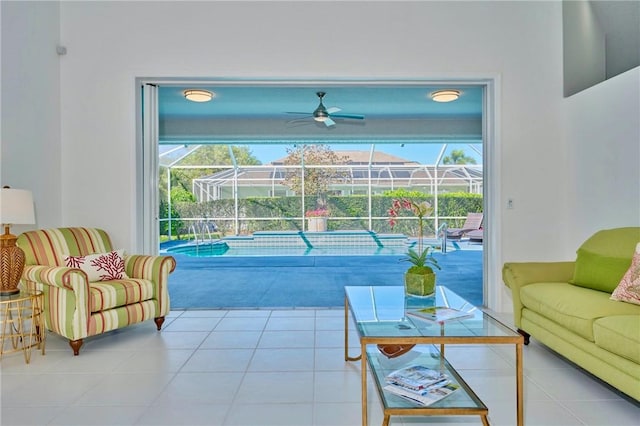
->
[0,290,46,364]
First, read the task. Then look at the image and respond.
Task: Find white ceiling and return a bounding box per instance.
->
[157,83,484,144]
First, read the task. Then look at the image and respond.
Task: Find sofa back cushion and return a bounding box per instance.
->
[570,227,640,293]
[17,227,113,267]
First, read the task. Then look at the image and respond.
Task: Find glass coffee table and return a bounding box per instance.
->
[344,286,524,426]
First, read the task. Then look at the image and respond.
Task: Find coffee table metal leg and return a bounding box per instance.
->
[361,342,368,426]
[344,296,361,361]
[516,342,524,425]
[481,414,490,425]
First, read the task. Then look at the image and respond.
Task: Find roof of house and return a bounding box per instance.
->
[269,150,419,165]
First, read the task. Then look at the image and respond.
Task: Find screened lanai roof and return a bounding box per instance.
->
[192,164,482,188]
[188,148,483,196]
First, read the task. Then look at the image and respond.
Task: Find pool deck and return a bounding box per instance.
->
[165,240,483,309]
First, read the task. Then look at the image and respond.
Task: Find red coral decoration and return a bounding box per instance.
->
[65,256,86,269]
[89,251,126,280]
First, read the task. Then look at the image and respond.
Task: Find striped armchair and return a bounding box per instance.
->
[17,227,176,355]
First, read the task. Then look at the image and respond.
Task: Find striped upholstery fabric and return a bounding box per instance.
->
[19,227,113,266]
[90,279,155,313]
[17,228,176,348]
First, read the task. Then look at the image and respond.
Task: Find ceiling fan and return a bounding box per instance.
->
[286,91,365,127]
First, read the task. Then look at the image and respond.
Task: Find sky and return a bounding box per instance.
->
[159,142,483,166]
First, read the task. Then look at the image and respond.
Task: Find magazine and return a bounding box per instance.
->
[385,365,448,391]
[406,306,474,323]
[384,381,460,406]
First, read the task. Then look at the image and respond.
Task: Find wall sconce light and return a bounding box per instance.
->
[430,90,461,103]
[184,89,214,102]
[0,187,35,295]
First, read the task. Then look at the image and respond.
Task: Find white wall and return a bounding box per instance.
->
[3,1,638,312]
[565,67,640,244]
[0,0,62,231]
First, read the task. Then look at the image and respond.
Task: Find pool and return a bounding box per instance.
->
[162,231,453,257]
[165,241,414,257]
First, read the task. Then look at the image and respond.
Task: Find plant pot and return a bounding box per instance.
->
[307,217,327,232]
[404,271,436,297]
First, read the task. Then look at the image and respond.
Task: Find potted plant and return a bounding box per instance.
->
[305,208,329,232]
[402,246,441,296]
[389,198,441,296]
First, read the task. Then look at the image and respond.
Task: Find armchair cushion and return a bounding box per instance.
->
[90,279,155,312]
[63,249,129,282]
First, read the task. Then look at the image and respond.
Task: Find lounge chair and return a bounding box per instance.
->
[467,228,483,243]
[445,212,483,240]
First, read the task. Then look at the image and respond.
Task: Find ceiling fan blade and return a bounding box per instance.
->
[326,107,341,114]
[330,113,365,120]
[285,111,313,115]
[286,120,313,128]
[324,117,336,127]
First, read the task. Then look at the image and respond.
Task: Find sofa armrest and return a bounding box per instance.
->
[124,254,176,315]
[502,261,575,328]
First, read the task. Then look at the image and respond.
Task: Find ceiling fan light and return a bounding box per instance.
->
[431,90,460,103]
[314,108,329,122]
[184,89,214,102]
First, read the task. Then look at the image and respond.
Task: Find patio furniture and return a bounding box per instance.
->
[16,227,176,355]
[467,229,483,243]
[445,212,483,240]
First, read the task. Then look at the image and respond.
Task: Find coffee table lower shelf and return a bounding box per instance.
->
[366,345,489,426]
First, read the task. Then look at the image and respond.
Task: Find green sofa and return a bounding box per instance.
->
[502,227,640,401]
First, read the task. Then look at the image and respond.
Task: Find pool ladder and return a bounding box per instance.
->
[438,222,448,253]
[189,222,216,246]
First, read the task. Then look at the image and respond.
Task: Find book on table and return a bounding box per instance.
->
[406,306,474,323]
[385,365,448,391]
[383,381,460,406]
[384,364,459,406]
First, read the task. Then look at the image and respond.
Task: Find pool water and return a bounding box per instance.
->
[165,242,414,257]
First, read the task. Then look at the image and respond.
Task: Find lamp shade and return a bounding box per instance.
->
[0,188,35,225]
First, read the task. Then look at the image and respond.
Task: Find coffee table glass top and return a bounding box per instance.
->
[345,286,517,339]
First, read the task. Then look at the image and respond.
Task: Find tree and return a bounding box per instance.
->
[158,145,261,237]
[159,145,261,203]
[281,144,350,209]
[442,149,477,165]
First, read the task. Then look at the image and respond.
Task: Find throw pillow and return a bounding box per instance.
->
[610,243,640,305]
[63,250,129,282]
[570,227,640,293]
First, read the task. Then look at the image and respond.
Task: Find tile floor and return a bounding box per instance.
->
[1,309,638,426]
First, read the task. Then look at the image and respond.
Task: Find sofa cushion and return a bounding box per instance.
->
[570,227,640,293]
[90,279,155,313]
[519,282,640,341]
[610,243,640,305]
[593,315,640,364]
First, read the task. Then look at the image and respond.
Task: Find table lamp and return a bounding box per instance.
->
[0,187,35,296]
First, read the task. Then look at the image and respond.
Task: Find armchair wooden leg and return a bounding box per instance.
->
[154,316,165,331]
[69,339,83,356]
[517,329,530,345]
